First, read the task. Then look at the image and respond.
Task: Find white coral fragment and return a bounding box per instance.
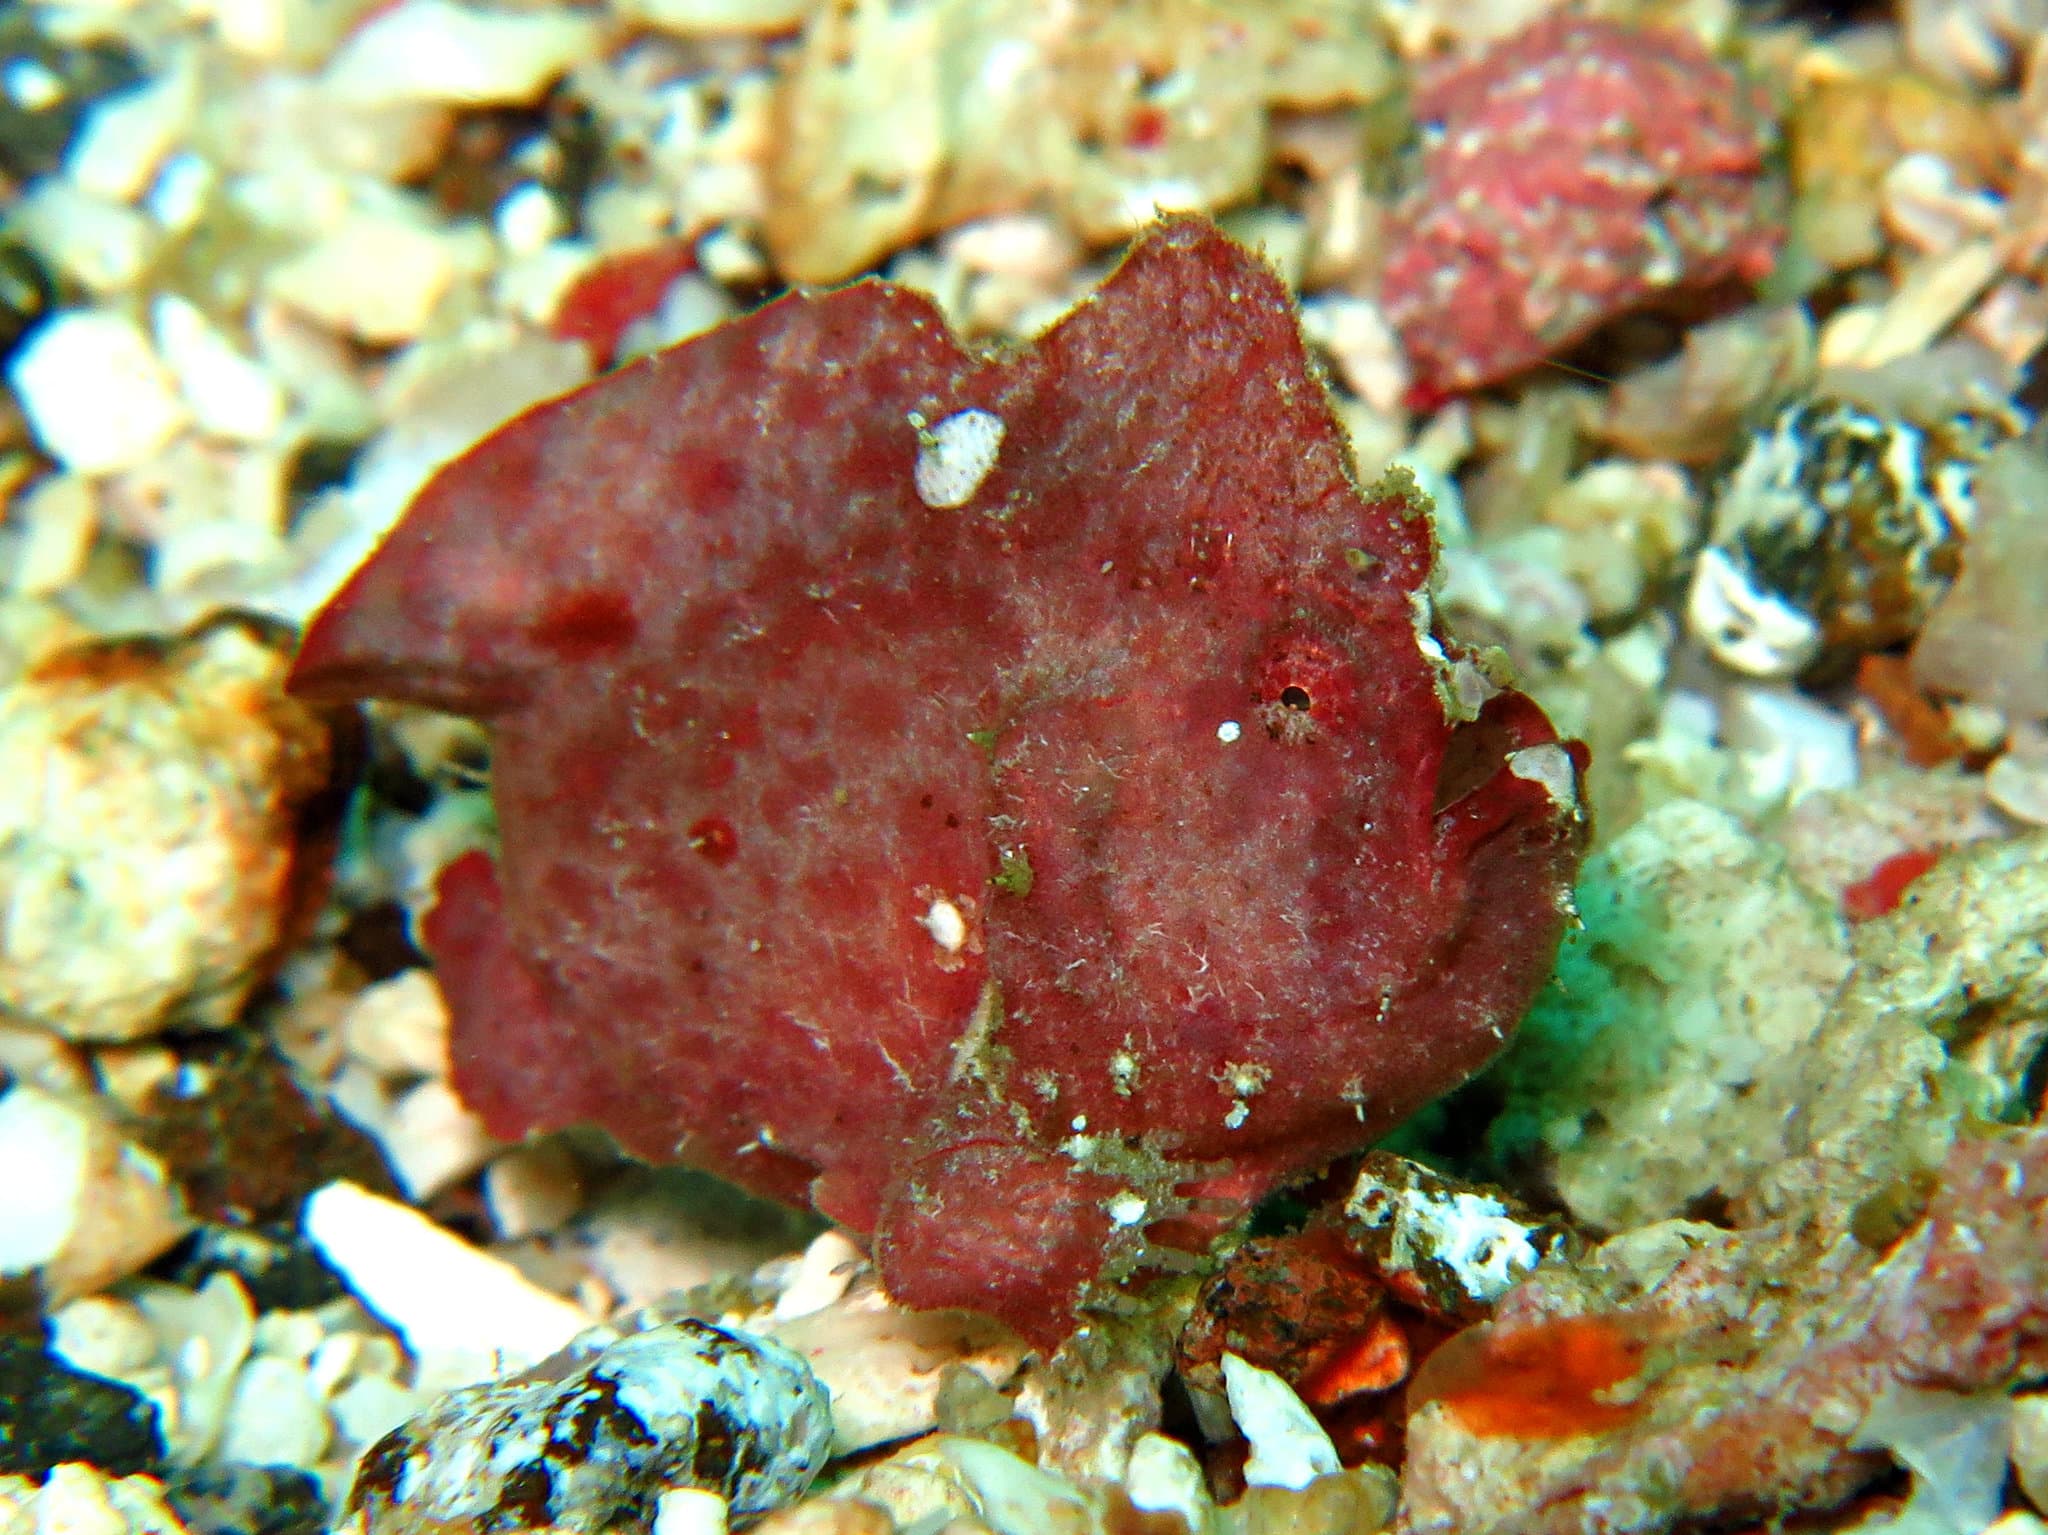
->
[302,1180,589,1384]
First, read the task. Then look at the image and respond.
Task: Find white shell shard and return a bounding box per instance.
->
[303,1180,587,1379]
[913,408,1005,509]
[1124,1432,1210,1524]
[9,309,188,473]
[1220,1353,1341,1490]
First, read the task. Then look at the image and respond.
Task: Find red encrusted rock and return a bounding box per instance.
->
[1403,1127,2048,1534]
[1381,16,1783,400]
[288,219,1587,1347]
[549,242,698,369]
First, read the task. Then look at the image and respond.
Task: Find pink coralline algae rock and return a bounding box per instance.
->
[289,219,1587,1347]
[1382,16,1783,400]
[1403,1126,2048,1534]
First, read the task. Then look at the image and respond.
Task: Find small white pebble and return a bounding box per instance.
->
[13,180,158,294]
[33,1464,128,1535]
[913,408,1005,509]
[307,1332,361,1396]
[652,1488,730,1535]
[65,62,197,205]
[146,152,216,235]
[1124,1432,1210,1525]
[1216,720,1241,743]
[208,0,290,59]
[483,1140,586,1240]
[9,310,188,474]
[252,1309,325,1365]
[770,1229,865,1321]
[1988,746,2048,827]
[1221,1353,1340,1490]
[5,473,97,596]
[48,1296,158,1379]
[1721,684,1859,802]
[1224,1102,1249,1130]
[3,58,63,111]
[217,1355,330,1469]
[495,183,562,256]
[1298,294,1409,413]
[266,211,458,345]
[341,969,452,1079]
[371,1076,501,1201]
[154,295,286,444]
[696,225,768,286]
[0,1085,91,1276]
[615,274,733,363]
[330,1373,423,1449]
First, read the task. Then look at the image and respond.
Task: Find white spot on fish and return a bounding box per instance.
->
[912,408,1005,509]
[920,897,967,953]
[1507,742,1579,816]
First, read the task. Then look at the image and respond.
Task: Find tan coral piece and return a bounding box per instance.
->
[762,0,1394,282]
[0,617,336,1043]
[1912,438,2048,725]
[759,1292,1031,1455]
[0,1085,191,1305]
[0,1466,192,1535]
[1818,239,2003,371]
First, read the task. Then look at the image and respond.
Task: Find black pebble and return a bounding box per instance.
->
[0,1335,165,1480]
[0,11,145,181]
[0,238,55,364]
[148,1222,349,1314]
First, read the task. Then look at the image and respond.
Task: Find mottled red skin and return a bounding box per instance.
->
[289,219,1587,1348]
[1382,16,1782,399]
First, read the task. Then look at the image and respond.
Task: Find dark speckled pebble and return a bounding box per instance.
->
[0,1335,164,1479]
[164,1462,327,1535]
